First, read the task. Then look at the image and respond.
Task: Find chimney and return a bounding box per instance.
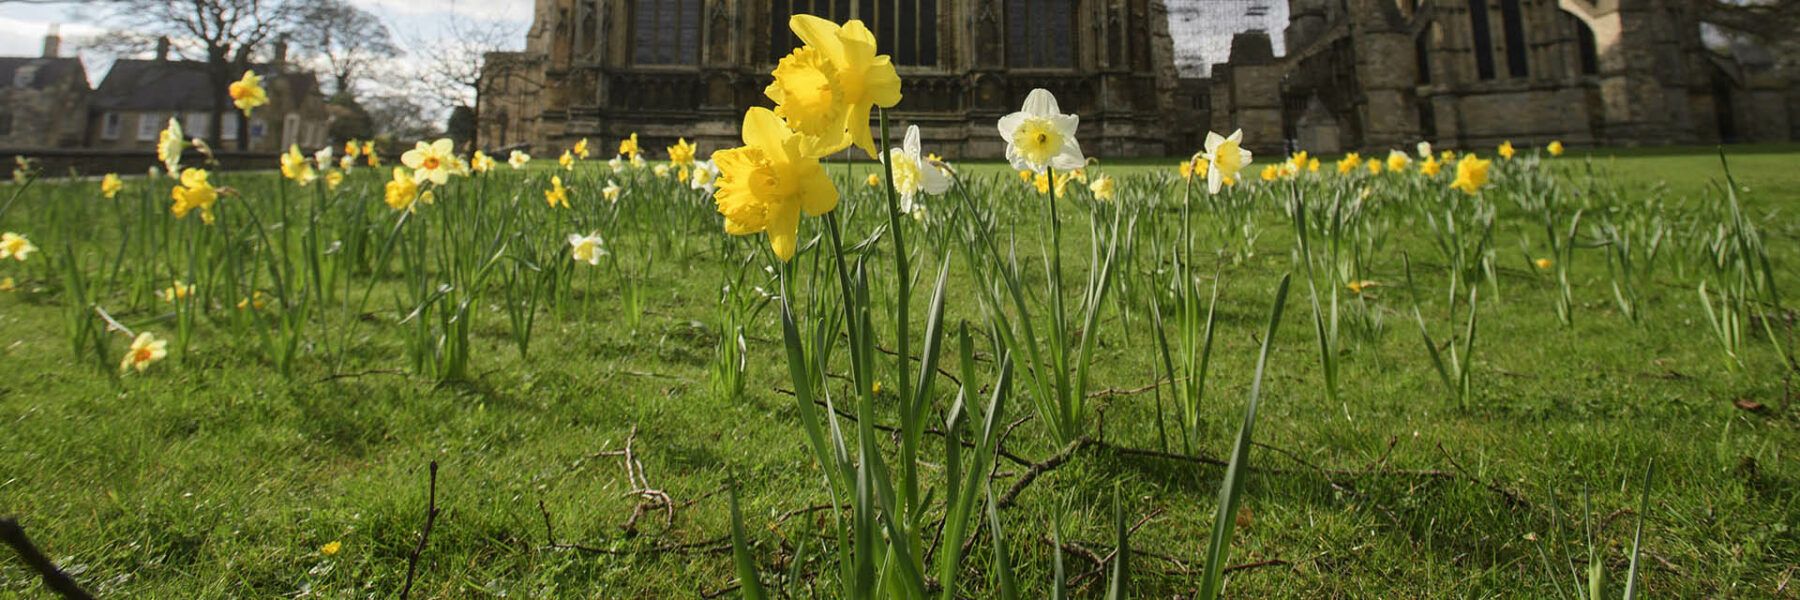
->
[155,36,170,61]
[41,24,60,58]
[273,35,288,66]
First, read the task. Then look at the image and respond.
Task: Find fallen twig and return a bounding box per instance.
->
[0,518,94,600]
[399,461,439,600]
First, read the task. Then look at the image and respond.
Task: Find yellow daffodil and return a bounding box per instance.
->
[1450,154,1492,195]
[618,133,640,160]
[712,107,839,261]
[568,232,606,265]
[325,170,344,190]
[1287,151,1310,173]
[157,118,184,174]
[345,140,362,158]
[383,167,429,212]
[508,150,531,169]
[366,151,381,168]
[1420,155,1443,176]
[400,139,456,185]
[101,173,123,199]
[320,541,341,556]
[1000,88,1083,174]
[1440,149,1456,163]
[339,155,355,173]
[668,138,698,167]
[0,232,36,261]
[119,332,168,374]
[1307,158,1320,172]
[630,153,646,169]
[766,15,903,158]
[228,70,268,117]
[1365,160,1382,175]
[559,150,574,171]
[1259,164,1280,182]
[1201,129,1253,194]
[1346,280,1377,294]
[1547,140,1564,156]
[1089,174,1115,201]
[157,280,193,303]
[363,140,377,156]
[1033,172,1052,195]
[170,168,219,224]
[864,172,881,188]
[280,145,316,186]
[882,125,950,213]
[602,180,622,203]
[1535,258,1554,270]
[471,150,496,173]
[1018,169,1033,183]
[0,277,13,292]
[1498,140,1516,160]
[573,138,591,159]
[545,175,571,208]
[1337,152,1362,175]
[1386,150,1410,173]
[238,290,270,311]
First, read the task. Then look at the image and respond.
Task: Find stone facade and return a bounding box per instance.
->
[484,0,1796,158]
[0,33,90,149]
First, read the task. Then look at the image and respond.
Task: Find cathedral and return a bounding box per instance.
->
[477,0,1796,159]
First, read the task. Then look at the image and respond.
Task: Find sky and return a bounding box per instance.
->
[0,0,533,86]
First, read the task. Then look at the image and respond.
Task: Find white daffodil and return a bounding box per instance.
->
[401,139,457,186]
[689,160,720,194]
[157,117,184,174]
[1417,141,1433,159]
[998,88,1083,174]
[881,125,950,214]
[568,232,606,265]
[1201,129,1253,195]
[313,146,334,171]
[608,155,624,172]
[509,150,531,169]
[602,180,622,203]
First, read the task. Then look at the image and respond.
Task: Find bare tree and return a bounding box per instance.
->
[291,0,400,97]
[408,16,530,151]
[1693,0,1800,70]
[97,0,301,150]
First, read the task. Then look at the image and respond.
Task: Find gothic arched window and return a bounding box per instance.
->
[1498,0,1528,77]
[634,0,701,65]
[1467,0,1496,80]
[1571,14,1599,75]
[1008,0,1076,69]
[1415,29,1433,84]
[770,0,940,67]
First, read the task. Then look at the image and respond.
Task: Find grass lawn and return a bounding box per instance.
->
[0,143,1796,597]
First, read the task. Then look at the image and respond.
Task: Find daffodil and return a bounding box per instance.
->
[401,139,457,185]
[0,232,36,261]
[1201,129,1253,194]
[766,15,903,158]
[345,140,362,158]
[1287,151,1310,173]
[1420,155,1443,176]
[568,232,606,265]
[630,153,646,169]
[0,277,13,292]
[865,172,882,188]
[881,125,950,213]
[508,150,531,169]
[1089,174,1115,201]
[654,164,671,179]
[608,155,625,172]
[1386,150,1410,173]
[999,88,1083,174]
[1450,154,1492,195]
[1498,140,1516,160]
[1307,158,1320,173]
[1417,141,1433,159]
[1365,160,1382,175]
[1033,172,1052,195]
[1259,164,1280,182]
[363,140,377,158]
[1547,140,1564,157]
[120,332,168,374]
[170,168,219,224]
[281,145,317,186]
[383,167,428,212]
[471,150,496,173]
[545,175,571,208]
[157,280,193,303]
[1535,258,1554,270]
[602,180,622,203]
[238,290,270,311]
[559,150,574,171]
[690,160,720,194]
[573,138,591,159]
[712,107,839,261]
[157,118,184,174]
[1440,149,1456,163]
[325,170,344,190]
[339,155,355,173]
[1337,152,1362,175]
[101,173,123,199]
[618,133,640,160]
[228,70,268,117]
[1346,280,1377,294]
[668,138,698,167]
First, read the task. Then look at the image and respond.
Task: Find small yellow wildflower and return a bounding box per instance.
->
[320,541,342,556]
[101,173,123,199]
[0,277,14,292]
[1535,258,1554,270]
[157,280,194,303]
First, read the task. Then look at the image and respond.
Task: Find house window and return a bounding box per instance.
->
[770,0,938,66]
[137,112,161,141]
[184,111,209,141]
[250,118,266,140]
[633,0,701,65]
[1007,0,1076,69]
[1467,0,1496,80]
[282,113,301,149]
[222,114,239,141]
[102,112,122,140]
[1499,0,1528,78]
